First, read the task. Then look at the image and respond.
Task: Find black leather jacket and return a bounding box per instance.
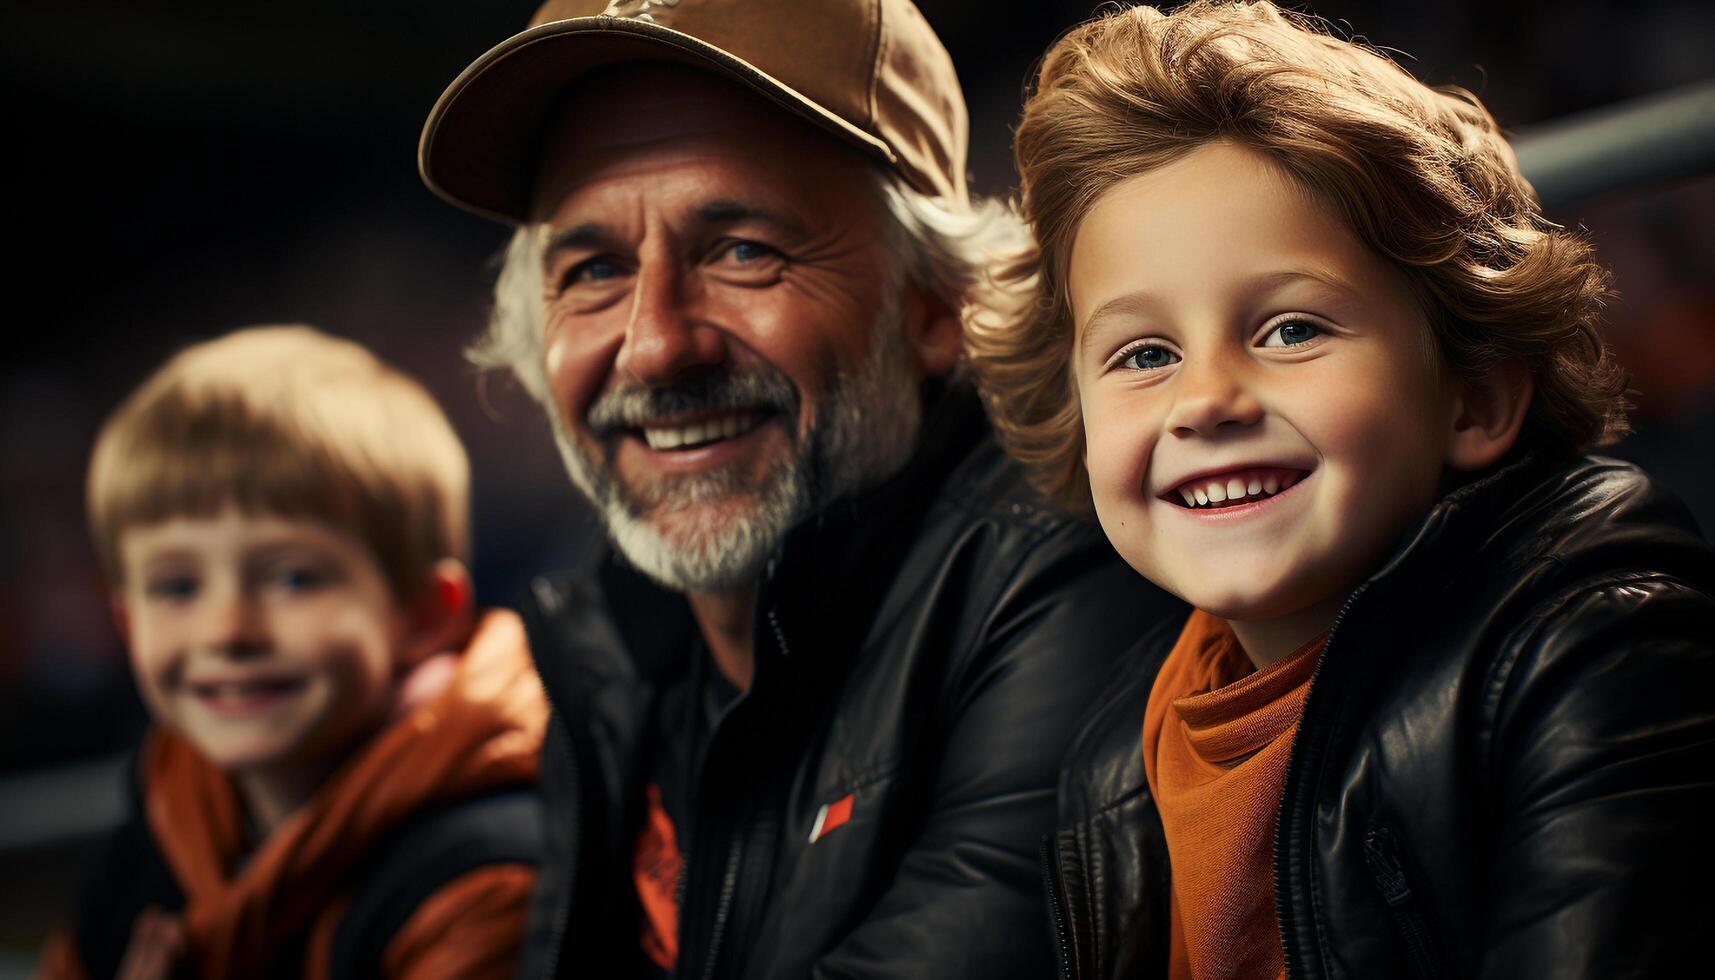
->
[1046,454,1715,980]
[513,389,1183,980]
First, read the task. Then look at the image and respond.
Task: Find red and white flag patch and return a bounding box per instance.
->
[808,793,854,843]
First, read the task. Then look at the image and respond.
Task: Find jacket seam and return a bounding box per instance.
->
[1480,568,1714,775]
[947,519,1091,691]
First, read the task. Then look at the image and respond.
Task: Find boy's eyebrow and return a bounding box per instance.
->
[1078,267,1367,350]
[1255,268,1365,300]
[1080,293,1161,352]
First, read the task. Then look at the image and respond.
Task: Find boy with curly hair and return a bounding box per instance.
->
[38,325,548,980]
[965,2,1715,977]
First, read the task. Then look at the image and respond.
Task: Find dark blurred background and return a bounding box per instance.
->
[2,0,1712,967]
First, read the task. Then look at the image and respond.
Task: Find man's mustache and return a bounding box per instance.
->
[586,369,800,438]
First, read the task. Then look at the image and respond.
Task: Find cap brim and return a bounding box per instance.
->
[419,16,898,224]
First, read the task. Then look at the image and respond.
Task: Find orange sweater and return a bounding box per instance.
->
[1141,610,1323,980]
[39,610,547,980]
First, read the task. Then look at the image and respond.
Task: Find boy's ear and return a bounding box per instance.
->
[109,591,131,644]
[400,559,474,665]
[1446,360,1533,472]
[904,284,962,378]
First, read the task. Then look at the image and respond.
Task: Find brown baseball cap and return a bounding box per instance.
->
[419,0,970,224]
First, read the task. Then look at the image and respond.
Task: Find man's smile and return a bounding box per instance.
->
[635,408,772,452]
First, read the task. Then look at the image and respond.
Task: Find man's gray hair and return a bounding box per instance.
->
[468,172,1026,404]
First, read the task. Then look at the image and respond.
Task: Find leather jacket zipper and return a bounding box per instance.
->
[1361,826,1461,980]
[542,715,579,980]
[695,833,744,980]
[1041,836,1078,980]
[522,583,584,980]
[688,606,792,979]
[1274,578,1369,979]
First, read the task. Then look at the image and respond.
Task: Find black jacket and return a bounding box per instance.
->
[514,390,1184,980]
[1046,454,1715,980]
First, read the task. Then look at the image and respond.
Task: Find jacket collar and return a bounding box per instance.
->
[1372,449,1713,593]
[528,381,989,708]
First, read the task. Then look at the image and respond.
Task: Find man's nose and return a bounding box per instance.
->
[1164,348,1264,438]
[614,260,728,386]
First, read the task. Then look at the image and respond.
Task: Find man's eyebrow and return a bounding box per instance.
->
[691,200,806,236]
[540,222,614,266]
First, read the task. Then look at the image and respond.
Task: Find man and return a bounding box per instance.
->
[418,1,1182,977]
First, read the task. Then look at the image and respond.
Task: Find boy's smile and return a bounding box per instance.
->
[1069,141,1462,665]
[118,507,412,784]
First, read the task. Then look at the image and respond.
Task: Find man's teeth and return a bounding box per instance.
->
[642,413,759,451]
[1176,471,1300,508]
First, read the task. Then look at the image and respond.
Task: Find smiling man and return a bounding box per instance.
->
[417,1,1181,978]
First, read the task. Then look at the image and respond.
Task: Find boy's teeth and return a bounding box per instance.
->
[642,413,757,451]
[1176,469,1304,509]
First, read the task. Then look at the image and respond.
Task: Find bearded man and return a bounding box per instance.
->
[418,1,1181,977]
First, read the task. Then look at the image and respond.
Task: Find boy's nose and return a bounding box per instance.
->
[1165,354,1264,437]
[613,261,728,387]
[198,589,269,658]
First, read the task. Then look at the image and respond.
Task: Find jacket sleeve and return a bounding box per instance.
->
[809,524,1183,980]
[31,929,89,980]
[382,864,536,980]
[1480,574,1715,978]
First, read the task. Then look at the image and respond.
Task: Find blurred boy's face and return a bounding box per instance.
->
[118,507,410,781]
[1068,141,1458,657]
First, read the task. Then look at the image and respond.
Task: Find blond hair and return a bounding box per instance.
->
[88,325,470,597]
[966,0,1629,510]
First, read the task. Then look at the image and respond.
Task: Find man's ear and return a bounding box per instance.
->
[1446,360,1534,472]
[400,559,474,666]
[903,285,962,378]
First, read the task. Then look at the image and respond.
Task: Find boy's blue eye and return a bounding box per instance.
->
[1261,319,1323,347]
[147,576,198,601]
[1120,345,1181,371]
[271,566,328,592]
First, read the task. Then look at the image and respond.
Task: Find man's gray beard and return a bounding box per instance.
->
[549,298,922,594]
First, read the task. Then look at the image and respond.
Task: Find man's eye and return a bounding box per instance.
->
[1119,345,1181,371]
[562,257,626,288]
[717,240,779,264]
[1261,318,1323,348]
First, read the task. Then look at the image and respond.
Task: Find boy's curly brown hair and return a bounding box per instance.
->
[965,0,1629,510]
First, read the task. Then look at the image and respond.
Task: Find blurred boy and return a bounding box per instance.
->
[38,326,547,979]
[966,2,1715,977]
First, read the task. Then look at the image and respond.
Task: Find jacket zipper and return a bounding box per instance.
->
[695,836,744,980]
[1040,836,1078,980]
[692,606,792,979]
[542,715,579,980]
[522,582,582,980]
[1274,579,1369,979]
[1360,826,1459,980]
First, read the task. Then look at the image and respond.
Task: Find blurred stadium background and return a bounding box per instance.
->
[3,0,1711,970]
